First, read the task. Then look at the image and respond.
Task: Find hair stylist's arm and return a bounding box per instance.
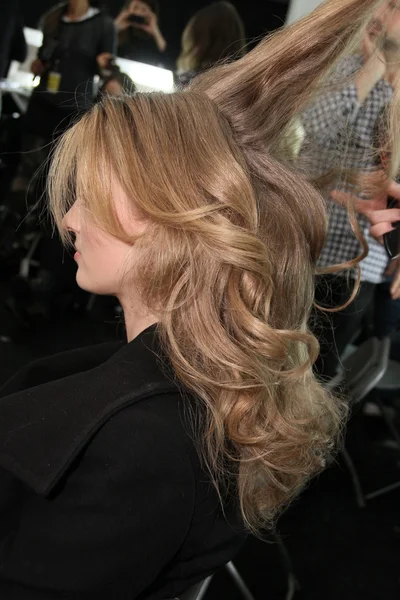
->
[31,57,45,77]
[368,180,400,240]
[330,180,400,242]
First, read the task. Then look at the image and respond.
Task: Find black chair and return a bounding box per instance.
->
[326,337,400,507]
[176,562,255,600]
[325,336,391,403]
[178,575,213,600]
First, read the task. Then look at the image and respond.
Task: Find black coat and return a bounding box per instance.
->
[0,325,245,599]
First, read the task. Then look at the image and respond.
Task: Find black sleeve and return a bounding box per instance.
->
[0,397,195,598]
[98,15,117,56]
[37,9,57,62]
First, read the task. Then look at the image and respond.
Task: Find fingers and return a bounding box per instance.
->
[96,53,113,68]
[330,190,373,214]
[369,208,400,226]
[369,207,400,241]
[354,196,387,215]
[330,190,353,207]
[370,222,395,241]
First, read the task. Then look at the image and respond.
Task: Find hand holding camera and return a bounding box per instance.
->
[116,2,154,34]
[115,1,166,52]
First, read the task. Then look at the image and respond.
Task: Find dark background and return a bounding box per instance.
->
[20,0,290,65]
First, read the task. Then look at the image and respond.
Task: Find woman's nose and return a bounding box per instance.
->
[62,202,80,234]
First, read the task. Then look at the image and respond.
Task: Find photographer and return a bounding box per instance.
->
[115,0,167,66]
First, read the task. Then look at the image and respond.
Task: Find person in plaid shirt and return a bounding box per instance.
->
[301,0,400,377]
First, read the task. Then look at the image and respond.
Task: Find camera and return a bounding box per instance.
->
[384,197,400,260]
[128,14,148,25]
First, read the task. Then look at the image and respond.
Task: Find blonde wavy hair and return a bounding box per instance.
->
[48,0,400,533]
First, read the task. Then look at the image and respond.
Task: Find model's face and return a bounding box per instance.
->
[62,179,145,297]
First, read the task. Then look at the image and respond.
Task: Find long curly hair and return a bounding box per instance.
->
[48,0,400,533]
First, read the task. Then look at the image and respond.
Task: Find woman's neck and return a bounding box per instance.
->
[67,0,90,20]
[118,295,158,342]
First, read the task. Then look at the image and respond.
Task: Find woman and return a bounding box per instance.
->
[115,0,167,66]
[8,0,116,213]
[28,0,116,139]
[0,0,399,598]
[177,1,246,86]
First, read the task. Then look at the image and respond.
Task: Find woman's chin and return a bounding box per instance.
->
[76,271,95,294]
[76,272,115,297]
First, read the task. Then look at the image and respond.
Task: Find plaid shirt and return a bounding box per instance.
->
[301,55,393,284]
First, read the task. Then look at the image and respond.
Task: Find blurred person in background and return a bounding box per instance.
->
[7,0,116,212]
[2,0,116,326]
[0,1,27,81]
[115,0,167,66]
[300,0,400,378]
[1,1,399,597]
[29,0,116,140]
[177,1,246,86]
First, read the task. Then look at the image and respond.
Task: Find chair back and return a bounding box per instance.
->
[325,337,391,404]
[178,575,213,600]
[376,358,400,392]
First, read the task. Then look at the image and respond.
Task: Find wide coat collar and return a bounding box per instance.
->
[0,326,177,497]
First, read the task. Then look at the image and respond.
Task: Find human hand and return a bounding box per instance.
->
[115,7,132,32]
[385,256,400,300]
[129,1,159,38]
[368,180,400,241]
[116,1,156,33]
[31,58,45,77]
[115,1,166,51]
[330,179,400,243]
[96,52,114,71]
